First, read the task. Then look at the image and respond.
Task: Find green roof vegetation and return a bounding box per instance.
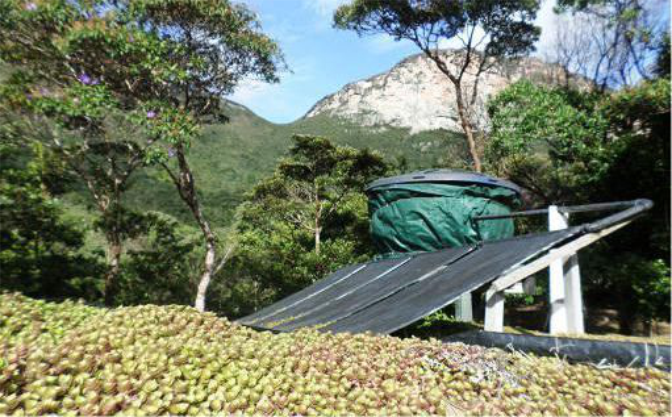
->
[1,292,670,416]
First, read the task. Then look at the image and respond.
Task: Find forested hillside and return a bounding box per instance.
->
[112,103,466,227]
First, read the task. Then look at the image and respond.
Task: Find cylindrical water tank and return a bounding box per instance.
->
[366,169,522,256]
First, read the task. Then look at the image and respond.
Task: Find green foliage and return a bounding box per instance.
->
[0,140,205,308]
[486,81,608,203]
[334,0,541,60]
[485,78,671,329]
[117,104,469,228]
[0,142,104,299]
[115,213,199,307]
[0,0,283,305]
[0,0,282,187]
[599,79,671,257]
[584,253,670,332]
[215,135,389,317]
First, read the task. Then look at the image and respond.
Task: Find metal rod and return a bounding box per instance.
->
[474,208,549,221]
[474,200,648,222]
[560,200,645,214]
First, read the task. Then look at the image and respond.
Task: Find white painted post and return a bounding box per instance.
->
[523,276,537,294]
[455,292,473,322]
[484,288,504,332]
[564,255,585,334]
[548,205,568,334]
[548,205,585,335]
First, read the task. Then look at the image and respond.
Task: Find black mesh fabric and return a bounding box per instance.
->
[240,228,582,333]
[324,228,581,334]
[273,246,474,331]
[241,257,411,328]
[237,263,365,325]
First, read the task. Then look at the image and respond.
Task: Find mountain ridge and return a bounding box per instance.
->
[304,49,576,134]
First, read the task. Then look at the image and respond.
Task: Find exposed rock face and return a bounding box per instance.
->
[305,51,573,134]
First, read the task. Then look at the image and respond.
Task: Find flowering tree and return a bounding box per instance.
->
[0,0,282,309]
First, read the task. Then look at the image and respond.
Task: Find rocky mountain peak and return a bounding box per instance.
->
[304,50,575,134]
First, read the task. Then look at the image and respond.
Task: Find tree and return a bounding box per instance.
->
[0,2,176,304]
[653,32,670,78]
[0,139,104,300]
[228,135,388,314]
[0,84,154,305]
[550,0,665,90]
[485,78,670,333]
[269,135,388,255]
[115,212,200,307]
[0,0,283,310]
[485,80,608,204]
[334,0,541,172]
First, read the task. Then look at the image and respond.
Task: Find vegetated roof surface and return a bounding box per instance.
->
[1,292,670,416]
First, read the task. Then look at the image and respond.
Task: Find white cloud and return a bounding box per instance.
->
[228,79,273,104]
[228,58,319,123]
[301,0,350,31]
[303,0,349,17]
[365,34,415,54]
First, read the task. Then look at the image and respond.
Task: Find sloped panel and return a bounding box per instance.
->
[274,246,474,331]
[238,263,365,326]
[323,228,581,334]
[246,257,411,328]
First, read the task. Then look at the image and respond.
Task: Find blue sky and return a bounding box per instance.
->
[231,0,669,124]
[231,0,420,123]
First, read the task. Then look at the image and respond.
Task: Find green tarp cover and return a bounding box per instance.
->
[368,183,520,256]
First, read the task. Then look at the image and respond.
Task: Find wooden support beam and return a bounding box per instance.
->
[548,205,570,334]
[565,255,585,334]
[490,220,630,293]
[484,219,631,334]
[484,288,504,332]
[455,292,473,322]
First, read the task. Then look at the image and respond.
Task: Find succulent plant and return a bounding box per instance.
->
[0,292,670,416]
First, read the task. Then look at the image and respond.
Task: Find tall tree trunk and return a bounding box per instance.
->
[195,233,217,312]
[314,186,322,255]
[104,233,122,306]
[315,223,321,255]
[167,148,219,312]
[617,306,635,335]
[454,84,482,172]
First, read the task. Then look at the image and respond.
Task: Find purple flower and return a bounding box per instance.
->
[39,87,50,96]
[77,73,98,85]
[25,2,37,11]
[167,147,176,158]
[146,110,157,119]
[25,93,33,101]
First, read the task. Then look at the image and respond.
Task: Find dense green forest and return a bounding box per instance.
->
[0,0,669,335]
[117,103,468,227]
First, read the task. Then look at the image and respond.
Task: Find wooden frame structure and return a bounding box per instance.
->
[479,200,652,334]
